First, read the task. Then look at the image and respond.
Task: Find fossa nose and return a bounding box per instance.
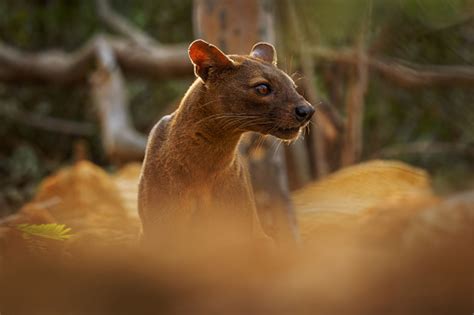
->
[294,104,315,122]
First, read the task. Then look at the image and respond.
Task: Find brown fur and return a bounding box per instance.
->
[138,40,314,243]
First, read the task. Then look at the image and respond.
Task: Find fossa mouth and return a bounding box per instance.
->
[270,120,311,140]
[270,125,302,140]
[277,126,300,134]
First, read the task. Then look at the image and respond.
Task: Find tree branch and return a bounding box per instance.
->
[110,38,190,80]
[0,38,97,84]
[310,47,474,88]
[0,36,191,85]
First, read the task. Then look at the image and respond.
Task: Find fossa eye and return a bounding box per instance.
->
[255,83,271,96]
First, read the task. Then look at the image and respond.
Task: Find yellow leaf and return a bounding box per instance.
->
[16,223,74,241]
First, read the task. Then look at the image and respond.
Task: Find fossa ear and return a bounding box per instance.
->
[250,42,277,65]
[188,39,234,81]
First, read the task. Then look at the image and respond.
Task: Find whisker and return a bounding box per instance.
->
[273,139,283,158]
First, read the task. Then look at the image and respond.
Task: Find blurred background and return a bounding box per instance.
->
[1,0,473,217]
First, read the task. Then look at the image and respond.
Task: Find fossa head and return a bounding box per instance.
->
[188,39,314,140]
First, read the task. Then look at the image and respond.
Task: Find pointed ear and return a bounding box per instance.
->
[250,42,277,65]
[188,39,234,81]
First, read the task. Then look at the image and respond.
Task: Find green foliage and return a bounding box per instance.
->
[17,223,73,241]
[112,0,193,43]
[400,0,470,28]
[0,0,98,49]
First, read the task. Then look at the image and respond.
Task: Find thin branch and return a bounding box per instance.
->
[371,57,474,88]
[373,141,472,157]
[96,0,159,47]
[310,47,474,88]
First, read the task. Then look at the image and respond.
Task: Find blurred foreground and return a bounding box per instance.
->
[1,160,473,314]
